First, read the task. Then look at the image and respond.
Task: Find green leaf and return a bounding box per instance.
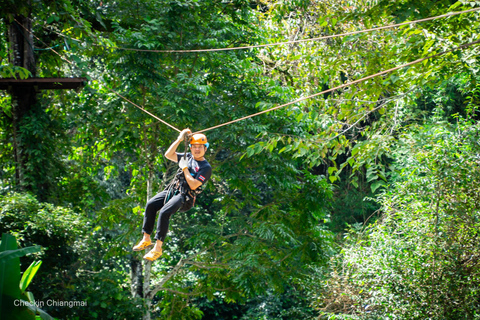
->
[0,246,42,262]
[328,166,337,175]
[370,180,386,193]
[20,260,43,294]
[24,291,35,303]
[22,300,55,320]
[246,146,255,157]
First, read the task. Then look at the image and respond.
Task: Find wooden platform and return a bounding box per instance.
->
[0,77,87,90]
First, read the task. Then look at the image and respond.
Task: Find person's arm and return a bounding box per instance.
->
[165,129,192,162]
[181,168,203,190]
[178,162,212,191]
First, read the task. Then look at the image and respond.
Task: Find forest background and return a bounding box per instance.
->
[1,0,480,319]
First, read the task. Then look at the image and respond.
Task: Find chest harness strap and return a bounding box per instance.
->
[163,135,196,211]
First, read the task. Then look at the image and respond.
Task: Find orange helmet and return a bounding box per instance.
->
[190,133,209,148]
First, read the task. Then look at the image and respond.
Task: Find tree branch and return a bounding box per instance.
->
[146,230,257,299]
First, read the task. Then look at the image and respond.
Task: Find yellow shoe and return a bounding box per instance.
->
[132,240,154,251]
[143,249,163,261]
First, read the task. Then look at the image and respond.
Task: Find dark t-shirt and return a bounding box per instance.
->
[177,153,212,189]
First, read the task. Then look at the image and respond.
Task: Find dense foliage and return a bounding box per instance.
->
[0,193,143,319]
[318,116,480,319]
[1,0,480,319]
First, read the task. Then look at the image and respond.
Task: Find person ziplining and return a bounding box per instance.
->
[14,3,480,264]
[132,129,212,261]
[125,38,480,262]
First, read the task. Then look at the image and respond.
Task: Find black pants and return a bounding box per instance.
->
[141,190,185,242]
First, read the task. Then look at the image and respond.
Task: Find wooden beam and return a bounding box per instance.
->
[0,77,88,90]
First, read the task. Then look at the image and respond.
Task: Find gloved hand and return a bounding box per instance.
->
[178,129,192,141]
[178,157,189,171]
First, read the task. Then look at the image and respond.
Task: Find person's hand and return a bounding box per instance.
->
[178,157,189,171]
[178,128,192,141]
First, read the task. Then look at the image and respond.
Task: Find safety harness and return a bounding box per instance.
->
[163,136,197,212]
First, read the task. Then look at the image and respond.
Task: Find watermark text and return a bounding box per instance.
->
[14,299,87,308]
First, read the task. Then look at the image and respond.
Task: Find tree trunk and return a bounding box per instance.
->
[143,154,155,320]
[8,16,36,74]
[130,256,144,298]
[143,260,153,320]
[147,169,154,200]
[8,15,37,189]
[142,123,157,320]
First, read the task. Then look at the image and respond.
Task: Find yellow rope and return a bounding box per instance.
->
[104,87,182,133]
[16,12,480,135]
[15,18,181,132]
[195,39,480,133]
[52,8,480,53]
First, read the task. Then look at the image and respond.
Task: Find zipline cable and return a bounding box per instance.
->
[14,18,73,64]
[194,39,480,134]
[50,7,480,53]
[104,87,182,133]
[14,18,182,133]
[15,17,480,136]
